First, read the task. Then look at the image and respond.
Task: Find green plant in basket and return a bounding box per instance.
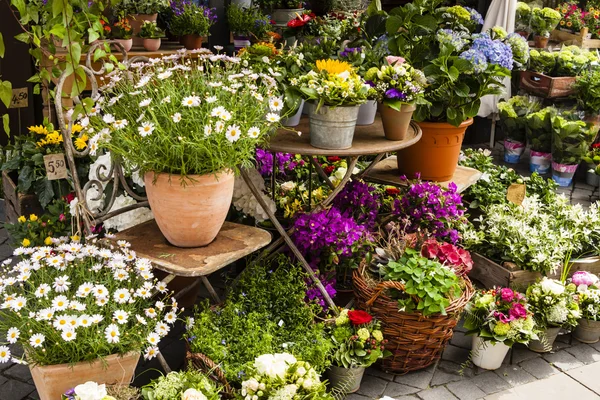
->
[555,46,593,77]
[529,50,556,75]
[573,69,600,116]
[141,370,220,400]
[497,95,542,144]
[138,20,165,39]
[531,7,562,37]
[551,115,598,165]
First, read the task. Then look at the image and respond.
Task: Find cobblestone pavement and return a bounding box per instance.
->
[2,143,600,399]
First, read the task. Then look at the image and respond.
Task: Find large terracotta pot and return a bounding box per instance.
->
[144,171,234,247]
[30,352,139,400]
[181,34,204,50]
[396,119,473,181]
[129,13,158,46]
[380,103,416,141]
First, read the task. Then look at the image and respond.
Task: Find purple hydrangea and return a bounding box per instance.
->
[471,35,514,70]
[464,7,484,25]
[459,49,488,73]
[332,180,380,231]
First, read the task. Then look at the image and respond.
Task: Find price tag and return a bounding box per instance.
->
[44,154,68,180]
[507,183,526,205]
[9,88,28,108]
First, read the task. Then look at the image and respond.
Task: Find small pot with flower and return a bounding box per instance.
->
[498,96,542,164]
[365,56,426,140]
[526,278,580,352]
[114,0,169,46]
[138,21,165,51]
[327,309,388,393]
[170,2,217,50]
[110,18,133,52]
[292,59,368,150]
[570,271,600,343]
[227,4,273,50]
[531,7,562,48]
[465,288,539,370]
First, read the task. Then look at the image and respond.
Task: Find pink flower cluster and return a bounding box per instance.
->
[421,239,473,276]
[571,271,599,287]
[493,288,528,323]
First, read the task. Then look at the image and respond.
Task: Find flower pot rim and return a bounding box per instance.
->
[307,100,362,109]
[29,351,140,370]
[144,169,233,180]
[416,118,474,129]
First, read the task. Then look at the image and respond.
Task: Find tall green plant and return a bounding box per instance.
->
[573,69,600,116]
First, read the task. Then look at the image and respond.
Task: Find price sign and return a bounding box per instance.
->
[9,88,28,108]
[44,154,68,180]
[507,183,526,206]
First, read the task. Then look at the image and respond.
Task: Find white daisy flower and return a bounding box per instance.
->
[69,301,86,312]
[206,95,217,103]
[78,314,92,327]
[144,346,159,360]
[10,296,26,312]
[248,127,260,139]
[105,324,120,344]
[46,256,63,269]
[113,119,128,129]
[145,307,157,319]
[164,312,177,325]
[155,281,168,293]
[269,97,284,112]
[6,327,20,344]
[182,96,201,107]
[135,75,151,88]
[113,310,129,325]
[29,334,45,348]
[0,346,11,362]
[96,296,108,307]
[34,284,51,298]
[136,315,147,325]
[147,332,160,346]
[138,122,155,137]
[53,275,71,293]
[155,322,170,337]
[266,113,280,123]
[172,113,182,123]
[76,283,94,298]
[113,289,131,304]
[161,96,171,104]
[93,285,109,298]
[204,125,213,136]
[226,125,242,143]
[157,70,173,80]
[91,314,104,324]
[53,315,70,331]
[220,110,232,121]
[215,121,225,133]
[79,116,90,128]
[135,287,151,299]
[139,98,152,107]
[113,269,128,281]
[38,308,54,321]
[103,114,115,124]
[211,106,225,117]
[89,105,101,116]
[61,329,77,342]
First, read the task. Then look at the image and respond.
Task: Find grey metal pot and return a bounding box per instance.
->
[528,327,561,352]
[586,163,600,187]
[327,365,365,394]
[309,104,359,150]
[356,100,377,126]
[282,99,304,127]
[574,319,600,344]
[272,8,304,26]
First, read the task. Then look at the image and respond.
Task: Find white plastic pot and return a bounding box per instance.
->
[471,336,510,370]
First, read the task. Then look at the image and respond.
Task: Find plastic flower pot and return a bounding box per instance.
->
[181,34,203,50]
[574,319,600,343]
[144,170,234,247]
[356,100,377,126]
[528,327,561,353]
[503,139,526,164]
[129,13,157,47]
[233,34,251,51]
[586,163,600,187]
[327,365,365,393]
[142,38,161,51]
[552,162,578,187]
[529,151,552,174]
[534,35,549,48]
[281,99,304,127]
[308,103,359,150]
[114,38,133,52]
[471,336,510,370]
[380,103,415,140]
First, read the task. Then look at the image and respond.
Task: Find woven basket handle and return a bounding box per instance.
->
[186,351,231,393]
[366,280,406,307]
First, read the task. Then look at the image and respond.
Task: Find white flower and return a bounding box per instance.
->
[220,110,232,121]
[247,127,260,139]
[206,95,217,103]
[155,281,168,293]
[254,353,296,379]
[78,314,92,327]
[113,119,128,129]
[113,310,129,324]
[93,285,108,298]
[540,278,565,295]
[77,283,94,298]
[53,275,71,293]
[80,116,90,127]
[155,322,170,336]
[172,113,182,123]
[113,269,128,281]
[6,327,20,344]
[266,113,280,123]
[105,324,120,343]
[147,332,160,346]
[215,121,225,133]
[35,284,51,298]
[38,308,54,321]
[144,346,159,360]
[70,300,86,312]
[103,114,115,124]
[136,315,148,325]
[204,125,213,136]
[91,314,104,324]
[10,296,26,312]
[74,381,108,400]
[61,329,77,342]
[113,289,131,304]
[164,311,177,324]
[157,70,173,80]
[145,307,157,318]
[0,346,10,363]
[89,105,101,116]
[269,97,284,112]
[182,388,208,400]
[161,96,171,103]
[29,334,45,348]
[182,96,201,107]
[281,181,296,192]
[138,122,155,137]
[226,125,242,142]
[135,75,151,88]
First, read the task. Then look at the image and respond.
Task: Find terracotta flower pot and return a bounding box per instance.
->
[144,170,234,247]
[516,30,530,39]
[380,103,416,141]
[129,13,157,46]
[114,38,133,52]
[396,119,473,181]
[143,38,161,51]
[534,35,549,48]
[181,34,204,50]
[30,352,139,400]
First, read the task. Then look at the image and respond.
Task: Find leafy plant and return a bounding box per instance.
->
[573,69,600,116]
[526,278,580,330]
[5,199,72,247]
[114,0,170,15]
[110,18,133,39]
[497,95,542,143]
[570,271,600,320]
[252,0,303,10]
[227,4,272,38]
[515,2,532,31]
[528,50,556,74]
[138,21,165,39]
[141,370,220,400]
[530,7,562,37]
[526,107,555,153]
[170,3,217,37]
[551,115,597,165]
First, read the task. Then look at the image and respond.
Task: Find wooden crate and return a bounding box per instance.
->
[469,252,600,290]
[551,28,600,49]
[519,71,577,99]
[2,170,43,224]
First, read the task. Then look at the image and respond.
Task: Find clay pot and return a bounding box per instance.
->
[380,103,416,141]
[114,38,133,52]
[396,118,473,181]
[181,34,204,50]
[30,352,139,400]
[143,38,161,51]
[534,35,549,48]
[516,30,530,40]
[144,170,234,247]
[129,13,157,46]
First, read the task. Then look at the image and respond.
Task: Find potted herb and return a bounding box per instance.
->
[138,20,165,51]
[114,0,169,46]
[583,144,600,187]
[227,4,272,49]
[87,54,280,247]
[291,59,368,150]
[526,278,580,352]
[364,57,426,140]
[570,271,600,343]
[497,96,542,164]
[110,18,134,52]
[170,3,217,50]
[526,107,554,174]
[253,0,305,26]
[141,370,220,400]
[327,309,387,393]
[573,69,600,125]
[464,288,539,370]
[0,240,175,400]
[515,2,532,38]
[530,7,561,48]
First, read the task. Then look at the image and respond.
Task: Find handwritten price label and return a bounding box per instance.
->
[44,154,68,180]
[10,88,28,108]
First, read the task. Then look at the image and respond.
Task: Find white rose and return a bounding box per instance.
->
[183,388,208,400]
[73,381,108,400]
[334,168,347,181]
[274,353,297,365]
[540,278,565,295]
[281,181,296,192]
[254,354,279,378]
[246,378,259,392]
[302,379,314,390]
[296,366,307,377]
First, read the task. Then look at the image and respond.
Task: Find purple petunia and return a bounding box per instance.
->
[385,88,407,100]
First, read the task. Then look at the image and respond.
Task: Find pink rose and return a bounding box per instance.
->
[508,303,528,319]
[500,288,514,302]
[386,55,405,65]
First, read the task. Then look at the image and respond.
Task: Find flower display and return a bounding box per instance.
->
[571,272,600,321]
[0,239,175,366]
[420,239,473,276]
[5,200,72,248]
[140,370,220,400]
[363,60,426,110]
[62,382,116,400]
[556,2,585,33]
[515,2,532,31]
[331,180,380,231]
[526,278,580,329]
[465,288,539,346]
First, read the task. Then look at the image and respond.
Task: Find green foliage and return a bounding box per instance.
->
[379,248,462,316]
[530,7,561,37]
[573,68,600,115]
[551,115,597,165]
[515,2,532,31]
[114,0,169,15]
[497,95,542,143]
[138,21,165,39]
[529,46,598,77]
[170,3,215,36]
[141,370,220,400]
[5,199,71,247]
[185,256,333,383]
[252,0,303,10]
[526,107,555,153]
[227,4,272,38]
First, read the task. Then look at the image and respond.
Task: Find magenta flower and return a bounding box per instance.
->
[500,288,514,302]
[572,271,598,287]
[508,303,527,320]
[494,311,513,323]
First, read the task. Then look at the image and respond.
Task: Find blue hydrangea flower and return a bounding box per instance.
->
[464,6,484,25]
[436,29,469,51]
[459,49,488,73]
[471,36,514,70]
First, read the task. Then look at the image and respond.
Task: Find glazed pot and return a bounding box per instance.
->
[471,336,509,370]
[574,318,600,343]
[181,34,203,50]
[142,38,161,51]
[282,99,304,127]
[528,327,561,353]
[327,365,365,393]
[396,118,473,181]
[129,13,157,46]
[552,162,578,187]
[356,100,377,126]
[380,103,415,140]
[30,352,139,400]
[308,103,360,150]
[144,170,234,247]
[114,38,133,52]
[272,8,304,26]
[534,35,549,48]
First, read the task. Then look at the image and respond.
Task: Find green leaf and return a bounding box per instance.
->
[2,114,9,136]
[0,80,12,108]
[35,179,55,208]
[87,28,99,44]
[355,349,367,357]
[0,32,4,58]
[14,32,30,44]
[18,165,33,192]
[52,0,64,17]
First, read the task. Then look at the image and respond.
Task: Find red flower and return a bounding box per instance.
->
[348,310,373,325]
[323,165,335,174]
[287,19,305,28]
[593,143,600,148]
[64,192,76,204]
[327,156,341,162]
[385,187,400,196]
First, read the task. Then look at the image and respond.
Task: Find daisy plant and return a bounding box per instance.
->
[84,52,282,179]
[0,238,176,366]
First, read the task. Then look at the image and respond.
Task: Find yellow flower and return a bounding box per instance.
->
[562,8,567,13]
[71,235,80,242]
[17,216,26,223]
[316,59,354,75]
[71,124,83,134]
[567,21,572,27]
[44,236,53,245]
[28,125,48,135]
[29,214,38,221]
[74,134,89,150]
[560,20,566,25]
[22,238,31,247]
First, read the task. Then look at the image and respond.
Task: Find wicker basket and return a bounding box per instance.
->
[352,263,474,374]
[186,348,235,398]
